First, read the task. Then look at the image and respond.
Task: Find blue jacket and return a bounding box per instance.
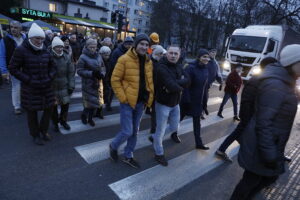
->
[0,33,26,74]
[207,58,222,85]
[181,60,209,117]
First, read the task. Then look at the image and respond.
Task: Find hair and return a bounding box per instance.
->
[10,21,22,28]
[85,38,97,47]
[167,44,181,51]
[103,37,112,43]
[260,57,278,69]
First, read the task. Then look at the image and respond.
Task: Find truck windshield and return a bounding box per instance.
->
[229,35,267,53]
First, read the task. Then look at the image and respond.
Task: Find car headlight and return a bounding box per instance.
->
[297,85,300,91]
[223,60,230,70]
[252,65,262,75]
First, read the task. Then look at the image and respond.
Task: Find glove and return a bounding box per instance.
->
[68,89,74,95]
[93,71,104,80]
[219,84,223,91]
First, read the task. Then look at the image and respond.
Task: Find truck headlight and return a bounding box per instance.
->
[252,65,262,75]
[297,85,300,91]
[223,60,230,70]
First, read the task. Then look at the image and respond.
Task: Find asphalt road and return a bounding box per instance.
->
[0,77,299,200]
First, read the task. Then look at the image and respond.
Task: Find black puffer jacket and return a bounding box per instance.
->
[110,44,127,70]
[238,63,298,177]
[155,57,190,107]
[8,39,56,111]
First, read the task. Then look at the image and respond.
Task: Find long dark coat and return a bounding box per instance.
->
[181,60,208,117]
[8,39,56,111]
[238,63,298,177]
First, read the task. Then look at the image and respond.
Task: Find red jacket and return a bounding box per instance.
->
[224,71,243,94]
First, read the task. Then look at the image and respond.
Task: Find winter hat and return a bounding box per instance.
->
[28,23,45,38]
[85,38,97,47]
[134,33,150,48]
[60,35,69,42]
[260,57,278,69]
[198,48,209,58]
[280,44,300,67]
[45,30,53,35]
[209,48,217,52]
[150,32,159,43]
[123,36,134,44]
[152,45,165,55]
[52,36,64,48]
[99,46,111,55]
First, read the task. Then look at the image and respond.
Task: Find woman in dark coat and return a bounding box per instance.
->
[179,49,210,149]
[77,39,105,127]
[8,23,56,145]
[50,37,75,132]
[230,44,300,199]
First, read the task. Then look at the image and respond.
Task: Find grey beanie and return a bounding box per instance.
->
[134,34,150,48]
[280,44,300,67]
[198,48,209,58]
[124,36,134,44]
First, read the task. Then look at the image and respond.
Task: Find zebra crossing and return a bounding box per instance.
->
[63,76,239,199]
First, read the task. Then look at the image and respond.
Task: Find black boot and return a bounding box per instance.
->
[41,132,52,141]
[33,136,45,145]
[96,107,104,119]
[217,112,224,118]
[88,109,95,127]
[233,116,240,121]
[60,121,71,130]
[171,132,181,143]
[53,124,60,132]
[81,114,87,124]
[106,104,112,111]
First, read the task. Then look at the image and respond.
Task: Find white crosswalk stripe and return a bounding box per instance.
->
[74,107,235,164]
[108,136,239,200]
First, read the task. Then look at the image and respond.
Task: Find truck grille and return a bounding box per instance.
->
[231,54,256,64]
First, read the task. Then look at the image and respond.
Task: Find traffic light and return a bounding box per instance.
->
[111,12,117,24]
[118,14,125,33]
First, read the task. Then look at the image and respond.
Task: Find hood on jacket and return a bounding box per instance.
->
[23,38,46,52]
[7,33,27,41]
[82,47,98,59]
[189,59,206,69]
[259,62,296,87]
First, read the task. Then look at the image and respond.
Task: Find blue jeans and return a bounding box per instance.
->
[111,102,144,158]
[11,75,21,109]
[218,92,238,116]
[153,102,180,155]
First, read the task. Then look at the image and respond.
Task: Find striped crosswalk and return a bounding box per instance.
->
[63,76,239,199]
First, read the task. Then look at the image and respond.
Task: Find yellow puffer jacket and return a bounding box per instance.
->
[111,48,154,108]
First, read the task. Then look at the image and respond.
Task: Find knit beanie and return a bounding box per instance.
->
[60,35,69,42]
[52,36,64,48]
[198,48,209,58]
[280,44,300,67]
[28,23,45,38]
[124,36,134,44]
[85,38,97,47]
[99,46,111,55]
[134,34,150,48]
[152,45,164,55]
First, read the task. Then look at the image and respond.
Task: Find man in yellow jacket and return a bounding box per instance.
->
[109,34,154,168]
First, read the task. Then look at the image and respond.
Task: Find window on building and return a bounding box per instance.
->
[113,4,117,10]
[104,1,109,8]
[134,9,139,14]
[135,0,139,5]
[137,28,141,33]
[138,19,142,25]
[49,3,57,12]
[145,21,149,26]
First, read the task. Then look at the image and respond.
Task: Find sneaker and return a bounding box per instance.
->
[109,144,118,162]
[106,105,112,111]
[14,108,22,115]
[42,133,52,141]
[217,112,224,118]
[88,119,95,127]
[60,121,71,130]
[196,145,210,150]
[284,156,292,163]
[148,136,154,143]
[171,132,181,143]
[233,116,240,121]
[215,150,233,162]
[81,114,87,124]
[155,155,168,166]
[33,137,44,145]
[122,157,141,169]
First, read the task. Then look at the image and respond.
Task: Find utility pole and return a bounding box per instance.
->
[124,0,128,38]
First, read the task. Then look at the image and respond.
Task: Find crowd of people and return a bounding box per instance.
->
[1,20,300,199]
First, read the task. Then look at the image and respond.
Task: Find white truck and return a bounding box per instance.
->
[222,25,300,80]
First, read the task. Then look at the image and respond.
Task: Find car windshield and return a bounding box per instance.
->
[229,35,267,53]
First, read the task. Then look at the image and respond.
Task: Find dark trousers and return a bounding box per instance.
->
[52,103,70,124]
[203,85,210,112]
[83,107,95,120]
[218,92,238,116]
[218,121,246,152]
[26,107,53,138]
[104,83,114,107]
[230,170,278,200]
[150,102,156,133]
[0,70,3,87]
